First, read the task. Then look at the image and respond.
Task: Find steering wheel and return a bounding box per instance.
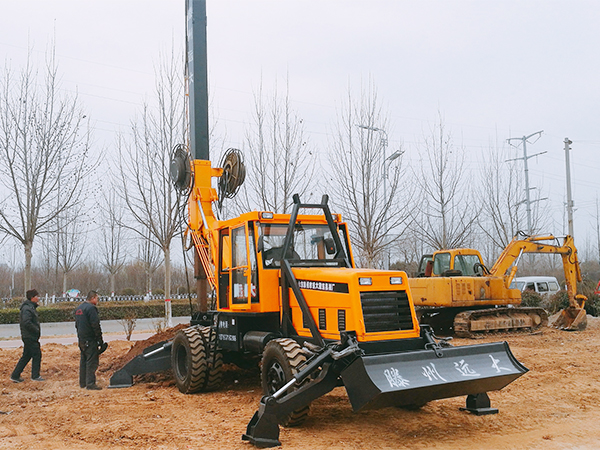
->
[473,262,486,276]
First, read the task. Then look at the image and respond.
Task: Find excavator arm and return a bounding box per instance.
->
[489,234,586,330]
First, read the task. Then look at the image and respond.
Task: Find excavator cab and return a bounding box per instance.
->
[418,249,486,277]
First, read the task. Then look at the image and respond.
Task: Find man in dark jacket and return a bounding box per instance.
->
[75,290,107,390]
[11,289,44,382]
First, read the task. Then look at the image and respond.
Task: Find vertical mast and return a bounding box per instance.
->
[186,0,210,161]
[186,0,211,312]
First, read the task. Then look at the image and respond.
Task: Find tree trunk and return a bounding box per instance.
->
[24,241,33,294]
[110,272,116,296]
[164,246,171,299]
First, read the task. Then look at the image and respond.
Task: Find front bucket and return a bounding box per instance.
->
[341,341,527,411]
[109,340,172,388]
[552,307,587,331]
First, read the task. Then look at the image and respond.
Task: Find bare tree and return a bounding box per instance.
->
[0,48,92,293]
[138,227,163,296]
[54,203,88,295]
[237,76,314,214]
[328,81,411,268]
[117,49,183,300]
[98,187,127,296]
[410,116,479,250]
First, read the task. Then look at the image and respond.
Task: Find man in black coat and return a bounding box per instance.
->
[11,289,44,382]
[75,290,107,390]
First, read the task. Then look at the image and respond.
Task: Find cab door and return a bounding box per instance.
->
[230,224,252,310]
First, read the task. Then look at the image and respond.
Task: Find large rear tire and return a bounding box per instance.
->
[171,326,207,394]
[261,338,310,427]
[199,326,224,391]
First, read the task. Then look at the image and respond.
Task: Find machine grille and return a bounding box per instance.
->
[337,309,346,331]
[360,290,413,333]
[318,309,327,330]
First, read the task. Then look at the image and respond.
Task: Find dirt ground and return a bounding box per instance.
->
[1,318,599,450]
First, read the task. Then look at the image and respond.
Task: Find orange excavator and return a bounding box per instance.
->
[410,233,587,337]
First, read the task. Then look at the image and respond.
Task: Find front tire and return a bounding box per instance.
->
[261,338,310,427]
[171,326,207,394]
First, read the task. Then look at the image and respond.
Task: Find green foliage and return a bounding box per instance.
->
[154,289,165,295]
[544,290,571,315]
[520,290,543,307]
[0,309,20,324]
[583,294,599,317]
[0,300,191,324]
[1,297,24,309]
[538,289,599,317]
[120,288,136,296]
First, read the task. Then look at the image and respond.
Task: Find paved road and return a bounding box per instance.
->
[0,317,191,349]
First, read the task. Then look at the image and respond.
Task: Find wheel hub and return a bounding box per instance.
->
[266,361,286,395]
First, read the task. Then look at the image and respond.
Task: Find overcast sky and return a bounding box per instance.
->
[1,0,600,257]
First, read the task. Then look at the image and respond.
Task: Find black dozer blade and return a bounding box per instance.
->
[109,340,173,388]
[341,341,526,411]
[243,335,527,448]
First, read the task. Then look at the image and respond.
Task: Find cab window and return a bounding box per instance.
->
[231,226,248,304]
[453,254,481,276]
[432,252,451,275]
[260,223,350,268]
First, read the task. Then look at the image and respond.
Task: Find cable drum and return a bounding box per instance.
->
[218,148,246,209]
[170,144,193,194]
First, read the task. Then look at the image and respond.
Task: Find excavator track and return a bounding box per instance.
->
[454,307,548,338]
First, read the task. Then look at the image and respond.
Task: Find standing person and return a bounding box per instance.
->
[10,289,44,382]
[75,290,107,390]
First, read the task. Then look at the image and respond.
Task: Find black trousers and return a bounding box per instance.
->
[79,340,99,388]
[11,338,42,379]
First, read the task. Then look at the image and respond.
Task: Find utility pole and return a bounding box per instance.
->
[564,138,574,237]
[507,131,546,235]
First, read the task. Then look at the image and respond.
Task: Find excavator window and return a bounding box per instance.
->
[417,254,433,276]
[248,226,259,303]
[453,254,482,276]
[259,223,349,268]
[231,225,249,304]
[218,230,231,309]
[230,224,258,307]
[432,253,451,275]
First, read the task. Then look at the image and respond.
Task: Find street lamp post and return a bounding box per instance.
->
[357,124,391,269]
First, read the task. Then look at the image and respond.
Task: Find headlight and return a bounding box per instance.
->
[390,277,403,285]
[359,277,372,286]
[260,211,274,219]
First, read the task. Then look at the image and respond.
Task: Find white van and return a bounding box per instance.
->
[510,276,561,296]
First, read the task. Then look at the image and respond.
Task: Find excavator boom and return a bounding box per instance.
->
[490,234,586,331]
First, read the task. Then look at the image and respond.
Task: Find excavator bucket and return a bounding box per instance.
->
[341,341,527,411]
[552,306,587,331]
